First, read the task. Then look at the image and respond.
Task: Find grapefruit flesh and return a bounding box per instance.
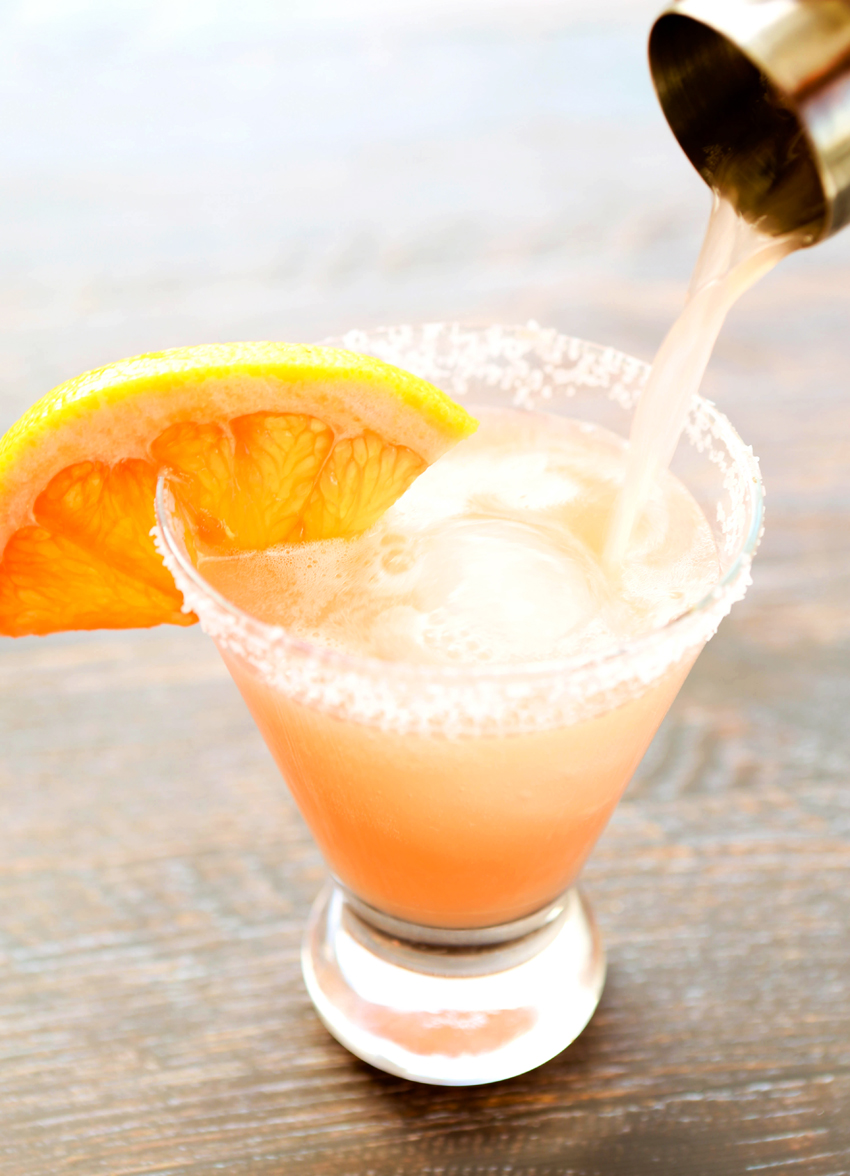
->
[0,342,477,636]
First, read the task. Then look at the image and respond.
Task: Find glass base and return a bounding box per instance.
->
[301,881,606,1086]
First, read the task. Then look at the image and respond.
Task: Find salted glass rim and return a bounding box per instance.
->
[152,330,764,691]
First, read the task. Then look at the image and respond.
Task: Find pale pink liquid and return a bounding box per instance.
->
[202,410,717,928]
[606,195,800,562]
[219,648,693,927]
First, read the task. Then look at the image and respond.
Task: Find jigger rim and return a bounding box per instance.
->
[649,0,850,240]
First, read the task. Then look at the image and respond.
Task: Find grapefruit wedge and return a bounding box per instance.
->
[0,342,477,636]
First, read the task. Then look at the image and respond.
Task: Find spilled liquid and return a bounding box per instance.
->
[200,409,718,666]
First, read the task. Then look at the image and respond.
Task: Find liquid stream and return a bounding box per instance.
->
[605,194,801,564]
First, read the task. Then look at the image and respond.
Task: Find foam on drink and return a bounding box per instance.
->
[200,408,718,665]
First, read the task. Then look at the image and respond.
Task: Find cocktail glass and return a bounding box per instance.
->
[154,323,762,1086]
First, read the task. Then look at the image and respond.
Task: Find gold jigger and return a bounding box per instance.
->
[649,0,850,240]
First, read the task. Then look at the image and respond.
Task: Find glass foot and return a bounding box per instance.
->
[301,881,606,1086]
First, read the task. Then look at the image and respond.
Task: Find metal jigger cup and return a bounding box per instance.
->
[649,0,850,240]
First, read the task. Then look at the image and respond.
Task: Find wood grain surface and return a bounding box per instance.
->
[1,2,849,1173]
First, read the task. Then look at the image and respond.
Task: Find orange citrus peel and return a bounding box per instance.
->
[0,342,477,636]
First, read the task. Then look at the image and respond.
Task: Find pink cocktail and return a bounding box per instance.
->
[156,323,762,1085]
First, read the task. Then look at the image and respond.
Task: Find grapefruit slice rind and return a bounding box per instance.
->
[0,342,477,637]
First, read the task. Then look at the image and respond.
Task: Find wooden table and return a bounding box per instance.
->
[2,3,849,1172]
